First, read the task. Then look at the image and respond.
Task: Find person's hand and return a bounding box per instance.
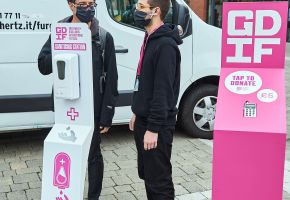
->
[100,127,110,134]
[129,114,136,131]
[144,131,158,150]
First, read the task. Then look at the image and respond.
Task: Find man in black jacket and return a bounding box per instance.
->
[38,0,118,199]
[129,0,182,199]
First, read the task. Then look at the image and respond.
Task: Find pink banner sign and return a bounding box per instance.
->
[221,2,288,69]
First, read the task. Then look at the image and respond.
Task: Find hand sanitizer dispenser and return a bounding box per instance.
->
[53,53,80,100]
[42,24,95,200]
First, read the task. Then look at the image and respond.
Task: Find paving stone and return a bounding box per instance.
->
[177,192,207,200]
[0,163,10,172]
[181,165,203,175]
[20,155,42,162]
[10,183,29,192]
[201,190,212,199]
[175,184,189,196]
[131,190,147,200]
[104,170,118,178]
[114,185,133,193]
[25,160,43,168]
[198,179,212,190]
[0,185,11,193]
[131,183,145,191]
[16,167,41,175]
[114,192,136,200]
[0,177,13,186]
[101,187,116,196]
[26,188,41,200]
[13,173,39,184]
[115,160,137,169]
[0,193,7,200]
[2,170,16,177]
[10,162,27,170]
[173,176,186,184]
[104,162,119,172]
[102,151,118,162]
[103,177,116,188]
[173,167,187,177]
[4,157,21,163]
[6,191,27,200]
[113,147,136,156]
[197,172,212,180]
[28,181,42,189]
[181,181,206,193]
[112,176,133,186]
[100,195,117,200]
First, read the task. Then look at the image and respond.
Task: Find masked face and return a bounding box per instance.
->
[134,10,153,27]
[134,2,157,28]
[76,6,95,23]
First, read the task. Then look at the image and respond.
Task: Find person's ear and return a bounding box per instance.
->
[68,2,75,12]
[153,7,160,17]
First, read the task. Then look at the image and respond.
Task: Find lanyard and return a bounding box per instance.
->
[137,33,149,76]
[136,24,164,76]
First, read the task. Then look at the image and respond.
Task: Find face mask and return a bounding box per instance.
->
[134,9,156,28]
[76,6,95,23]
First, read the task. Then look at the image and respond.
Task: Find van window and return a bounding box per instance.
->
[105,0,173,29]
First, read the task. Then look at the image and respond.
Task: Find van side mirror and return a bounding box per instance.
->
[173,1,192,38]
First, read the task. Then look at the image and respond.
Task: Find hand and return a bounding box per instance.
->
[100,127,110,134]
[129,114,136,131]
[144,131,158,151]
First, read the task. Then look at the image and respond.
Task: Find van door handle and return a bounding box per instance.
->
[115,45,129,54]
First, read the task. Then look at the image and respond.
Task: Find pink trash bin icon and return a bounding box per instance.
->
[53,152,71,189]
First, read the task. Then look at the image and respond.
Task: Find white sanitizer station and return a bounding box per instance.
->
[41,23,94,200]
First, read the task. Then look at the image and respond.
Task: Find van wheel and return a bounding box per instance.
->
[179,84,218,139]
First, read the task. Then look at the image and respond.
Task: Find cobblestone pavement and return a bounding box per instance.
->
[0,45,290,200]
[0,127,215,200]
[0,127,290,200]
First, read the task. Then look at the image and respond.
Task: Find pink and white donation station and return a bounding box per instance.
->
[213,2,288,200]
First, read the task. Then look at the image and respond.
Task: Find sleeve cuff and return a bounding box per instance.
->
[147,122,162,133]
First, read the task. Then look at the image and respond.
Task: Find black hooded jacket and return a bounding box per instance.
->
[131,24,182,133]
[38,16,118,127]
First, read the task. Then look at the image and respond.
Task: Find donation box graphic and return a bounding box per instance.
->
[212,2,288,200]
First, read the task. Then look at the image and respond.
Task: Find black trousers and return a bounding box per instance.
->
[134,117,175,200]
[87,123,104,200]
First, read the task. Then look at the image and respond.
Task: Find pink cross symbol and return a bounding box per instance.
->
[67,108,79,121]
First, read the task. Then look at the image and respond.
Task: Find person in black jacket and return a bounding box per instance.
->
[38,0,118,199]
[129,0,182,199]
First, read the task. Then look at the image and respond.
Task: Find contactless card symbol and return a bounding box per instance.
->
[243,101,257,118]
[53,153,71,189]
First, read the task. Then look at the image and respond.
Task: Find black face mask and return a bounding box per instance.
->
[76,6,95,23]
[134,10,153,28]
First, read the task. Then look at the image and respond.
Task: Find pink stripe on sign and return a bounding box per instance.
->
[54,43,86,51]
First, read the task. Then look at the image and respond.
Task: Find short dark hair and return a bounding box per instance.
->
[148,0,170,21]
[67,0,96,4]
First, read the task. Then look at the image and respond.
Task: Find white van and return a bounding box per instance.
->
[0,0,221,139]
